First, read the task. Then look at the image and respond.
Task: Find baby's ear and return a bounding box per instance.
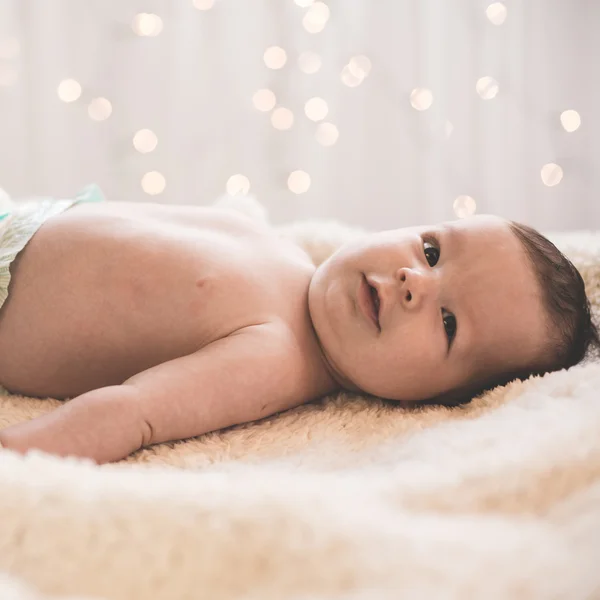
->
[212,193,270,225]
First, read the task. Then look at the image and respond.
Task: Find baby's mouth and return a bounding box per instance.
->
[362,274,381,330]
[369,283,381,328]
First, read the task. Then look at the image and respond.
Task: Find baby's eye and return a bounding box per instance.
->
[443,311,457,343]
[423,237,440,267]
[422,235,456,346]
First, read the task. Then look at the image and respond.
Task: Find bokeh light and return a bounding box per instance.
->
[88,97,113,121]
[341,65,363,87]
[57,79,82,102]
[271,107,294,130]
[304,97,328,121]
[410,88,433,111]
[453,196,477,218]
[132,13,163,37]
[253,89,276,112]
[226,174,251,196]
[541,163,563,187]
[560,110,581,132]
[192,0,215,10]
[476,76,499,99]
[315,122,339,146]
[348,55,372,78]
[303,1,330,33]
[288,170,311,194]
[486,2,507,25]
[298,51,322,74]
[263,46,287,70]
[141,171,166,195]
[133,129,158,153]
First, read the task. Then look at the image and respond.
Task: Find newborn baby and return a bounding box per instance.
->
[0,187,598,464]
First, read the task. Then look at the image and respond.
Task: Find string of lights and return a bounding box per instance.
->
[0,1,586,223]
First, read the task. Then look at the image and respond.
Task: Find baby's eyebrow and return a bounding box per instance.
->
[440,223,460,252]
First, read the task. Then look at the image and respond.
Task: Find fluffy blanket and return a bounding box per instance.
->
[0,197,599,600]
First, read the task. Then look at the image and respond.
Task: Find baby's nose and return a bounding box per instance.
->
[396,267,436,308]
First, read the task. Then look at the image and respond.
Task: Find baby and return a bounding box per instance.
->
[0,186,598,464]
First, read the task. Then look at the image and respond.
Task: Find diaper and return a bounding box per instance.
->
[0,184,106,312]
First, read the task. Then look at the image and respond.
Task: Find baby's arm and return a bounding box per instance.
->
[0,323,308,464]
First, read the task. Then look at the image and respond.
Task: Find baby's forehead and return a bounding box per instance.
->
[437,213,507,232]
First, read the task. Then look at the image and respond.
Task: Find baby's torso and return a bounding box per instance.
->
[0,201,317,398]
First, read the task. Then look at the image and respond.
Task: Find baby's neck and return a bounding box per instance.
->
[306,322,360,397]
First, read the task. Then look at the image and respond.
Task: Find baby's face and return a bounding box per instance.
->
[308,214,549,402]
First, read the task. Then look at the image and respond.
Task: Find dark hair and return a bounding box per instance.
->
[431,220,600,407]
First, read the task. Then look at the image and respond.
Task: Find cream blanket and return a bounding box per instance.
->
[0,197,599,600]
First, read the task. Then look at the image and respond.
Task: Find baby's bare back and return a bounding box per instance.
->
[0,201,315,398]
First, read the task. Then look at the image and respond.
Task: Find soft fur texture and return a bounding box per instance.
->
[0,196,599,600]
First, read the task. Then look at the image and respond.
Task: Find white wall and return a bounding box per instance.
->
[0,0,598,231]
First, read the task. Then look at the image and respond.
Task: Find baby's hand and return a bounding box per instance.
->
[0,385,143,464]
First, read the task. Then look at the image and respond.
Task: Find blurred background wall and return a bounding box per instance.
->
[0,0,598,231]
